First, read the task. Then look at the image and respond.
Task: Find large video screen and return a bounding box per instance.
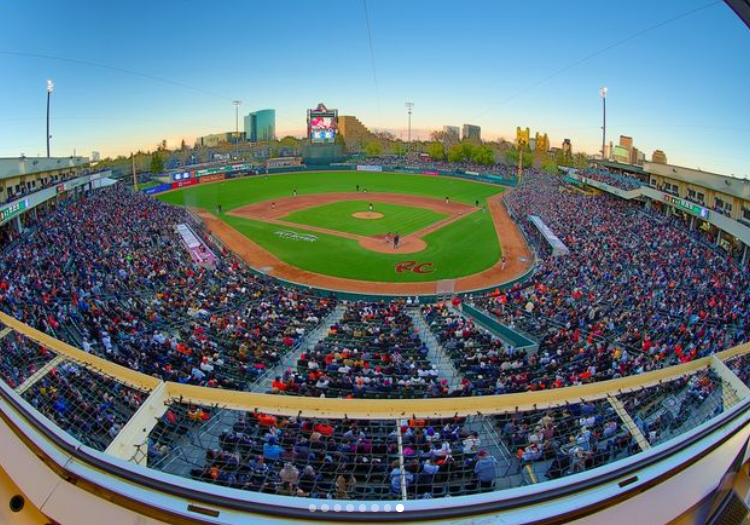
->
[308,104,338,144]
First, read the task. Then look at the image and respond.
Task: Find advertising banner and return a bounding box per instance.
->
[422,171,439,176]
[357,165,383,172]
[144,183,173,195]
[172,178,199,190]
[200,173,226,184]
[0,198,29,224]
[172,171,193,181]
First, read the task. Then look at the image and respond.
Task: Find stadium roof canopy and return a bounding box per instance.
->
[725,0,750,29]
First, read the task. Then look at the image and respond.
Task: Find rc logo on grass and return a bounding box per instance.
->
[395,261,435,274]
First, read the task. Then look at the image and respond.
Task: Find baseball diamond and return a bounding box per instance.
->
[158,171,532,292]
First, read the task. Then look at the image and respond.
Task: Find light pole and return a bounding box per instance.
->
[46,80,54,158]
[232,100,242,159]
[600,87,607,161]
[405,102,414,154]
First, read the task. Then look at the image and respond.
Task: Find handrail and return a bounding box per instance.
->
[3,308,749,418]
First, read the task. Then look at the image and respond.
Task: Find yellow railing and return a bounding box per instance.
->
[2,309,749,418]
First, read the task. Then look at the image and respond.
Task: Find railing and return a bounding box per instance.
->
[2,308,750,523]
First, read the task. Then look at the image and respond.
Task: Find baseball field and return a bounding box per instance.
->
[158,171,531,293]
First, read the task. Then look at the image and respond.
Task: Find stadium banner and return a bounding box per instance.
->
[143,183,173,195]
[171,171,194,181]
[465,170,480,176]
[172,178,198,190]
[200,173,225,184]
[356,164,383,172]
[422,171,440,176]
[266,157,303,170]
[0,198,30,224]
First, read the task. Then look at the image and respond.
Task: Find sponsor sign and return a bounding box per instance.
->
[661,194,709,219]
[144,183,173,195]
[56,184,66,193]
[465,170,480,176]
[172,171,193,181]
[200,173,226,184]
[266,157,303,170]
[172,178,199,190]
[274,230,318,242]
[0,198,30,224]
[357,164,383,172]
[422,171,439,176]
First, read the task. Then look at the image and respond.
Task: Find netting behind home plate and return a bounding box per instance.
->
[436,279,456,299]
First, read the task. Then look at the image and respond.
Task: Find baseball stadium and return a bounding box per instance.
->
[1,2,750,525]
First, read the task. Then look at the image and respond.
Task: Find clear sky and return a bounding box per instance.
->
[1,0,749,176]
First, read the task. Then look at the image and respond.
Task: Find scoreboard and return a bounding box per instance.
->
[307,103,338,145]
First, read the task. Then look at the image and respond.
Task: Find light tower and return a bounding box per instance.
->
[46,80,54,158]
[600,87,608,161]
[232,100,242,159]
[405,102,414,152]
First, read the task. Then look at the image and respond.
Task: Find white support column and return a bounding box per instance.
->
[742,245,749,267]
[716,229,722,247]
[710,355,750,402]
[16,355,65,395]
[607,395,651,452]
[105,382,169,465]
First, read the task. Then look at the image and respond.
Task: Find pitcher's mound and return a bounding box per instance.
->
[352,212,384,219]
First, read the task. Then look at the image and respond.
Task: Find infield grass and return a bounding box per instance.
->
[280,200,447,237]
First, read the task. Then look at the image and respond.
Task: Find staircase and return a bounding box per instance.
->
[250,304,347,392]
[407,308,462,390]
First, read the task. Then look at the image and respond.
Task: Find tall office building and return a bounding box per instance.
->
[244,109,276,142]
[462,124,481,142]
[442,126,460,143]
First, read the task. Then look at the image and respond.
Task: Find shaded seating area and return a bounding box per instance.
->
[0,331,57,390]
[21,361,146,451]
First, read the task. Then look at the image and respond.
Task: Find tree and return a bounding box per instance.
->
[447,144,464,163]
[471,145,495,165]
[426,142,445,161]
[150,152,165,174]
[573,152,589,169]
[392,141,407,156]
[180,139,187,151]
[335,132,347,149]
[503,147,532,169]
[541,158,558,174]
[365,140,383,157]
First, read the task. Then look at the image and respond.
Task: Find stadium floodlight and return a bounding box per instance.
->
[405,102,414,152]
[600,87,607,161]
[46,79,54,157]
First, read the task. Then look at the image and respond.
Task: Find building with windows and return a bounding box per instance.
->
[244,109,276,142]
[652,149,668,164]
[462,124,481,142]
[338,116,373,149]
[442,126,460,143]
[562,139,572,156]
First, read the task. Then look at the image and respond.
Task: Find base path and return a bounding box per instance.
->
[194,190,533,296]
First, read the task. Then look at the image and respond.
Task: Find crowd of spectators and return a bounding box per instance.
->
[22,361,146,451]
[579,169,643,191]
[470,169,750,394]
[270,302,445,398]
[0,185,335,390]
[370,156,516,177]
[150,404,497,499]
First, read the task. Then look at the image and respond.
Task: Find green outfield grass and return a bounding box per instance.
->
[159,171,504,282]
[280,200,448,237]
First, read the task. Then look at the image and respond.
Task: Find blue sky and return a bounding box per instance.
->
[0,0,748,176]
